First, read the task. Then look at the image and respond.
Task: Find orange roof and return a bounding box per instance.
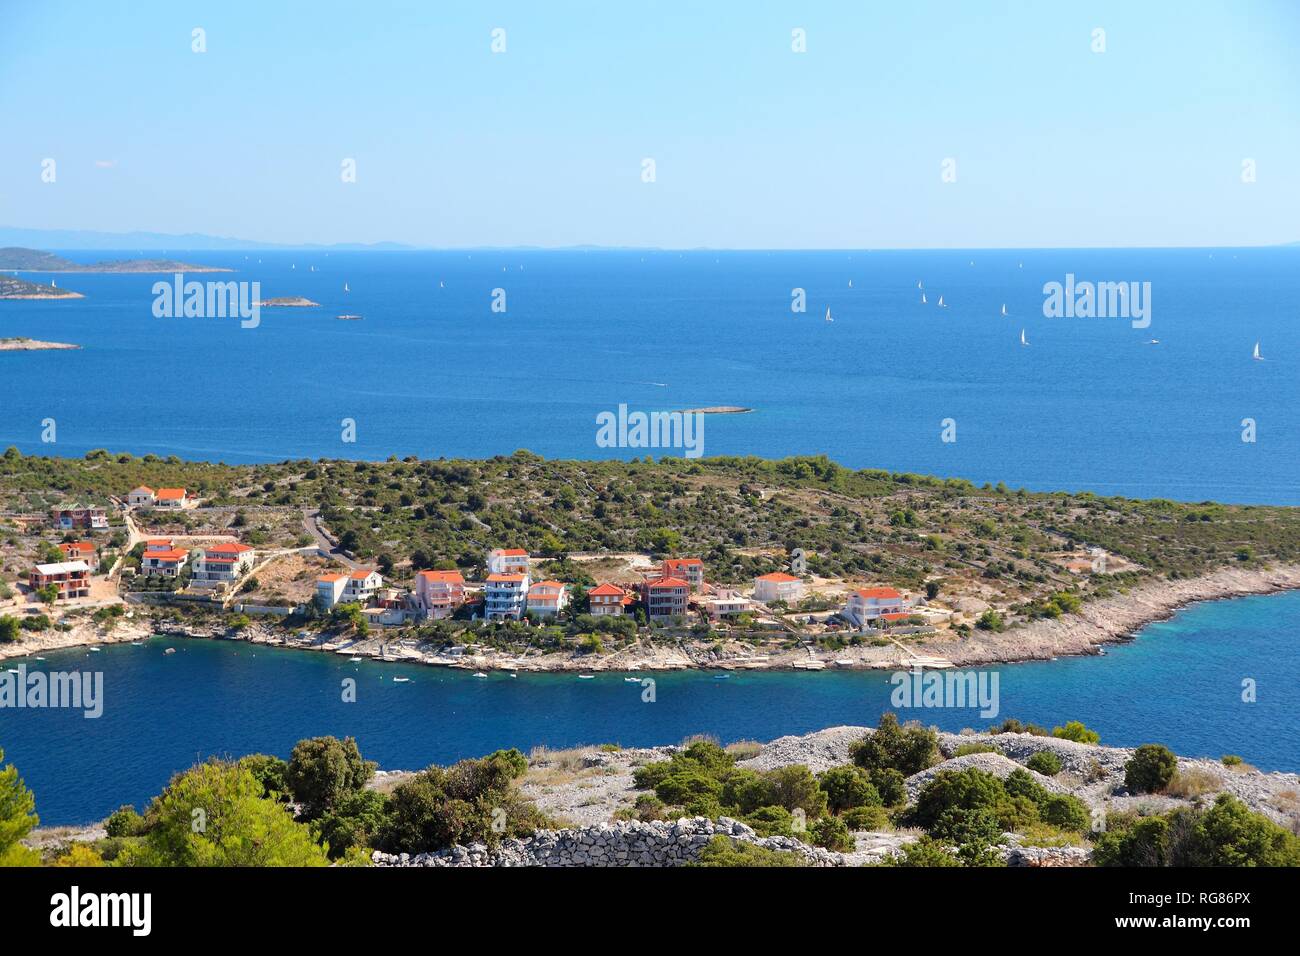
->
[143,548,188,561]
[881,612,911,620]
[58,541,96,553]
[156,488,186,500]
[589,583,625,597]
[146,538,172,546]
[487,573,526,583]
[350,569,378,580]
[756,572,800,583]
[418,570,464,584]
[494,548,528,557]
[647,577,690,590]
[855,587,902,600]
[317,573,346,583]
[207,542,252,555]
[665,558,703,567]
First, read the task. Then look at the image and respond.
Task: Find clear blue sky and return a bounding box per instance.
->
[2,0,1297,248]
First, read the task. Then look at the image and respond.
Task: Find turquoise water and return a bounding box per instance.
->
[2,247,1298,503]
[2,589,1297,825]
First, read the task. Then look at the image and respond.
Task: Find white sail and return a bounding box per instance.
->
[848,279,853,288]
[344,282,349,292]
[1000,304,1007,316]
[921,293,927,304]
[825,307,833,323]
[1020,329,1028,346]
[917,280,923,289]
[937,295,945,307]
[1253,341,1262,360]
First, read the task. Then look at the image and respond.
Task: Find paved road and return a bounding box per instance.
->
[301,508,358,569]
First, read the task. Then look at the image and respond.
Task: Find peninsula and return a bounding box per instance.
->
[0,247,231,273]
[258,296,321,307]
[0,276,84,300]
[0,337,81,351]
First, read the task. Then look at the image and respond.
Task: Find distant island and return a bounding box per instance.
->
[0,336,81,351]
[0,246,231,273]
[0,276,84,300]
[682,406,753,415]
[258,296,321,307]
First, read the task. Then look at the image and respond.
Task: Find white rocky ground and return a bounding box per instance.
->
[378,723,1299,867]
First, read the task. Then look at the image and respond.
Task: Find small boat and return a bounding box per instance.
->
[1145,338,1160,345]
[34,657,45,661]
[937,295,946,308]
[5,668,17,674]
[392,676,411,683]
[473,672,488,678]
[578,674,595,680]
[337,314,363,320]
[1000,304,1008,316]
[291,264,296,270]
[131,642,143,646]
[920,292,927,304]
[1020,328,1029,347]
[624,676,642,683]
[164,647,176,655]
[848,279,853,288]
[509,672,518,678]
[712,674,730,680]
[88,646,101,652]
[439,280,445,288]
[350,656,364,662]
[343,282,350,292]
[916,280,923,289]
[1252,341,1263,361]
[824,307,833,323]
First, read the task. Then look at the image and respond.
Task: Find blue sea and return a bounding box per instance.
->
[2,247,1298,503]
[2,589,1299,826]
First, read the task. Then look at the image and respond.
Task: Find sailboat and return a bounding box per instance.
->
[848,279,853,288]
[1000,304,1008,316]
[825,306,834,323]
[344,282,350,293]
[51,279,56,288]
[439,280,445,288]
[920,292,927,304]
[1252,341,1263,361]
[917,280,923,290]
[291,263,296,270]
[1020,329,1029,347]
[937,295,946,308]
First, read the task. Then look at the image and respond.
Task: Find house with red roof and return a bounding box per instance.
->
[342,569,383,605]
[526,580,569,618]
[316,573,347,609]
[485,571,529,620]
[415,569,465,620]
[154,487,190,510]
[486,548,530,576]
[753,571,804,604]
[57,541,99,566]
[642,576,690,621]
[843,586,910,627]
[588,582,632,616]
[140,547,191,577]
[191,542,256,588]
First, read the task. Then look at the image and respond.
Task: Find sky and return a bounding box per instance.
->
[1,0,1298,249]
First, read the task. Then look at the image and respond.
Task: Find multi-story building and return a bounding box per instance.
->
[588,582,630,616]
[30,561,91,600]
[526,580,569,617]
[484,572,529,620]
[753,572,804,605]
[190,542,256,588]
[139,547,190,577]
[414,569,465,620]
[51,505,108,531]
[57,541,99,566]
[642,577,690,621]
[843,587,909,627]
[342,569,383,605]
[662,558,705,591]
[704,588,752,620]
[316,573,347,609]
[486,548,530,576]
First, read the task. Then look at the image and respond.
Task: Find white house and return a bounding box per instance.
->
[127,486,156,507]
[140,547,190,577]
[704,588,752,620]
[190,542,255,588]
[843,587,909,627]
[526,580,569,618]
[484,572,529,620]
[414,570,465,620]
[486,548,530,576]
[753,572,804,605]
[342,569,383,605]
[154,487,189,509]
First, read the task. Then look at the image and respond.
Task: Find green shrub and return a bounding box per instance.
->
[744,805,794,837]
[285,736,376,820]
[1124,744,1178,794]
[850,712,939,777]
[1051,721,1100,744]
[842,804,891,830]
[817,765,882,813]
[1039,794,1090,832]
[883,836,960,867]
[867,768,907,807]
[313,789,388,859]
[104,804,146,838]
[692,835,806,867]
[1025,751,1062,776]
[810,815,854,852]
[953,742,1001,757]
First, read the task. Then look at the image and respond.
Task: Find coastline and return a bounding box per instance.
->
[6,563,1299,671]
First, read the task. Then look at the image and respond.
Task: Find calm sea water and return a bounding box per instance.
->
[2,247,1298,503]
[3,589,1297,825]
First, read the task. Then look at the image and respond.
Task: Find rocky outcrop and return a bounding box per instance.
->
[370,817,847,868]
